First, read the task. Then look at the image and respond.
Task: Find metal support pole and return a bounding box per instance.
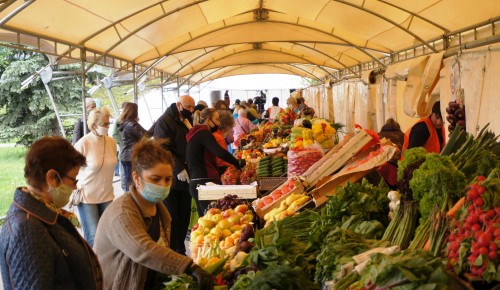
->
[160,72,165,112]
[43,82,66,138]
[133,63,138,104]
[81,49,88,136]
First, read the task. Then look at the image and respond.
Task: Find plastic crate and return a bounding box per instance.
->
[258,176,287,192]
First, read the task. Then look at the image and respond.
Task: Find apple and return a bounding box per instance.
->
[257,200,265,209]
[198,219,215,229]
[216,219,232,230]
[228,213,243,224]
[240,213,254,223]
[211,213,223,224]
[207,208,221,215]
[230,225,243,232]
[222,229,232,238]
[222,209,234,218]
[234,204,248,214]
[210,227,223,238]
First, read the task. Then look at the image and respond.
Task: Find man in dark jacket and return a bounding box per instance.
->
[153,95,195,255]
[72,97,96,144]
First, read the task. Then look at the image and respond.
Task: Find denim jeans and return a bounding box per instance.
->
[77,201,112,247]
[121,161,132,192]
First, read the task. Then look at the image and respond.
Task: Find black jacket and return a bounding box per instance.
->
[119,120,147,162]
[153,103,192,190]
[0,188,103,290]
[186,125,240,181]
[72,117,84,145]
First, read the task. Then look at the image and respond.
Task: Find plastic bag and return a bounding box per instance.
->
[287,145,324,177]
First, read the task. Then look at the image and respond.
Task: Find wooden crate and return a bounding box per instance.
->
[252,179,305,219]
[197,182,258,200]
[258,176,288,192]
[302,130,373,188]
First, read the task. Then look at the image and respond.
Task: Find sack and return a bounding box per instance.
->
[68,188,83,208]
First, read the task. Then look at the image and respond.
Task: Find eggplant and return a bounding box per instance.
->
[446,115,456,124]
[238,241,253,253]
[238,224,254,243]
[454,108,465,119]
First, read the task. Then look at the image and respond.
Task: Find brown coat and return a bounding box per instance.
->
[93,186,192,290]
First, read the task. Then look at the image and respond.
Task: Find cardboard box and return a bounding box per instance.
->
[197,182,258,200]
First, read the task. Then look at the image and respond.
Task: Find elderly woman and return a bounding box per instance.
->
[93,138,213,290]
[0,136,103,290]
[74,107,117,247]
[233,108,257,143]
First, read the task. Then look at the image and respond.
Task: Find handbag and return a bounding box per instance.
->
[68,188,83,208]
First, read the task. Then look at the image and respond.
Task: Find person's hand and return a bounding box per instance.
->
[190,265,213,290]
[177,169,190,183]
[238,159,246,169]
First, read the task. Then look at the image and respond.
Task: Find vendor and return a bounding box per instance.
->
[402,101,445,154]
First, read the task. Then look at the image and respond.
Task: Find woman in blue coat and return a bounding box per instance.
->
[0,136,103,290]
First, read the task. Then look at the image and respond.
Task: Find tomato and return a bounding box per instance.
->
[487,209,496,218]
[467,214,480,224]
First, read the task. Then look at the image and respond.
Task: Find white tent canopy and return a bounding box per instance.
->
[1,0,499,85]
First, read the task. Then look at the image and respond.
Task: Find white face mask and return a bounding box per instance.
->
[96,126,109,136]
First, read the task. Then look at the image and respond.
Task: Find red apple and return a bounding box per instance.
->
[235,204,249,214]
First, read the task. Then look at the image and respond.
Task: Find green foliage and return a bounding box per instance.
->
[409,154,466,221]
[0,146,26,216]
[397,147,428,181]
[0,48,106,147]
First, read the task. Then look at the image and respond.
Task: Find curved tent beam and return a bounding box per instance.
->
[137,19,387,81]
[0,0,35,26]
[188,63,321,90]
[333,0,438,53]
[0,0,19,14]
[165,42,347,83]
[83,0,210,72]
[376,0,449,33]
[178,48,332,86]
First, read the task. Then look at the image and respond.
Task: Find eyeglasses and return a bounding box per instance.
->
[64,175,78,186]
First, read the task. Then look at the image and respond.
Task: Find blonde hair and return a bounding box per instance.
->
[193,108,217,125]
[87,107,111,130]
[237,108,247,117]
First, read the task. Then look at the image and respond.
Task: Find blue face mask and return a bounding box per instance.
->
[140,179,171,203]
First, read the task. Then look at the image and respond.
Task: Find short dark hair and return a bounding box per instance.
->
[132,137,173,177]
[431,101,441,118]
[218,110,235,132]
[25,136,86,189]
[272,97,279,106]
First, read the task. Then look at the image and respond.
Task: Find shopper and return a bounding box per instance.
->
[74,107,117,247]
[213,99,228,111]
[93,138,213,290]
[0,136,103,290]
[263,97,284,123]
[111,102,131,193]
[153,94,195,255]
[186,108,243,216]
[119,102,148,192]
[72,97,96,144]
[287,96,300,115]
[233,108,257,143]
[402,101,446,154]
[213,110,236,175]
[378,118,405,188]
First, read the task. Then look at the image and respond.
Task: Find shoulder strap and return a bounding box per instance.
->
[237,119,248,134]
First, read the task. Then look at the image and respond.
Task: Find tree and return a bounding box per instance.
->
[0,47,103,147]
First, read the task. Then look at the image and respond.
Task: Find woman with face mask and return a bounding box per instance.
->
[93,138,213,290]
[186,108,244,216]
[0,136,103,290]
[74,107,118,247]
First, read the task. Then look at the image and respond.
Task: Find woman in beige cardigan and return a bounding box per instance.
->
[93,138,213,290]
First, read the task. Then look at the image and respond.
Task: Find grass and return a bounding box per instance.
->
[0,146,26,216]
